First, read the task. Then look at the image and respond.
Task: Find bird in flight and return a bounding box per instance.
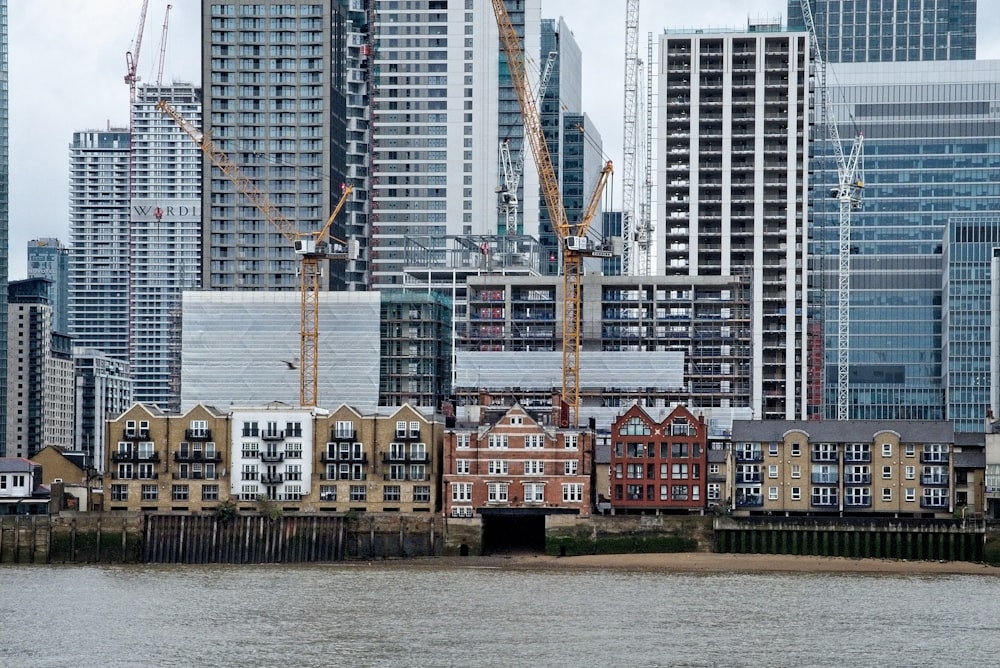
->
[282,359,298,370]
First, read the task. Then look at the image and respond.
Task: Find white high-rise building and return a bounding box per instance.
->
[658,25,811,420]
[68,128,131,364]
[368,1,541,287]
[129,84,203,411]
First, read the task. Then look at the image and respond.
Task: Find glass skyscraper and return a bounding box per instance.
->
[788,0,976,62]
[808,62,1000,424]
[944,217,1000,432]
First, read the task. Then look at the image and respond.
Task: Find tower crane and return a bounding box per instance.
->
[124,0,151,105]
[621,0,639,276]
[158,100,357,408]
[497,50,557,236]
[491,0,614,428]
[155,4,172,87]
[800,0,864,421]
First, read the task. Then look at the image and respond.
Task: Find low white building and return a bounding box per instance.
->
[229,403,325,503]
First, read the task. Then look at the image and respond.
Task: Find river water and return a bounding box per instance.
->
[2,562,997,667]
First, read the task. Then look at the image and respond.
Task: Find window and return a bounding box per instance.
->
[564,433,578,450]
[141,484,158,501]
[202,485,219,501]
[383,485,401,502]
[768,443,779,456]
[242,443,259,458]
[409,465,426,481]
[905,443,915,457]
[845,487,871,507]
[456,434,470,449]
[811,443,837,462]
[345,485,364,502]
[242,421,259,437]
[523,483,545,502]
[672,463,689,479]
[626,463,643,479]
[410,442,427,460]
[117,463,134,480]
[923,443,949,463]
[564,460,579,475]
[523,460,544,475]
[389,442,406,460]
[335,420,354,439]
[488,434,509,449]
[768,487,779,500]
[790,442,801,456]
[456,459,470,474]
[395,420,407,438]
[882,488,892,502]
[671,485,689,501]
[390,464,406,481]
[413,486,431,503]
[810,487,837,506]
[452,483,472,502]
[172,485,189,501]
[671,442,689,458]
[488,460,508,475]
[707,483,721,500]
[137,441,155,459]
[905,465,915,480]
[285,444,302,459]
[905,487,916,502]
[562,483,583,502]
[524,434,544,449]
[137,463,155,480]
[409,421,421,438]
[487,482,509,502]
[882,442,892,457]
[320,485,337,501]
[190,420,208,437]
[790,487,801,501]
[791,464,801,479]
[709,464,720,475]
[111,484,128,501]
[768,465,778,478]
[882,466,892,479]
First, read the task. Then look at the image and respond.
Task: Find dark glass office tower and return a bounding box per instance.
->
[789,0,976,62]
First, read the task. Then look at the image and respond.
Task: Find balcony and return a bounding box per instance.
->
[735,494,762,507]
[112,451,161,463]
[844,498,873,508]
[810,495,838,508]
[735,450,763,463]
[921,476,949,487]
[330,428,356,441]
[185,429,212,441]
[921,452,949,464]
[260,473,284,485]
[123,429,150,440]
[843,475,871,485]
[811,452,839,463]
[174,451,222,463]
[844,451,872,463]
[920,497,949,509]
[382,453,429,464]
[737,474,761,484]
[261,452,284,463]
[811,474,838,484]
[261,430,285,441]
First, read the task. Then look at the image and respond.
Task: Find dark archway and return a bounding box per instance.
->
[480,511,546,554]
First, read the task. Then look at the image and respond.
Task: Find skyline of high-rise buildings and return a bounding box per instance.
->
[5,0,1000,464]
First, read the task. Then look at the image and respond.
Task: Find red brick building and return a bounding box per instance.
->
[610,404,707,513]
[442,404,593,519]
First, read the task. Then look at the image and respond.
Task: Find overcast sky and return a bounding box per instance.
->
[8,1,999,280]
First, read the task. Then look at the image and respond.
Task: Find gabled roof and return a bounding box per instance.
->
[0,457,39,473]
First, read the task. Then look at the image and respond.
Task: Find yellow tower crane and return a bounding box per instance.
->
[158,100,356,407]
[490,1,613,428]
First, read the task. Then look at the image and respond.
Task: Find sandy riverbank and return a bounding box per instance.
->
[389,552,1000,576]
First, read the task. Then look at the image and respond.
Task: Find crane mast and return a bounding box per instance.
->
[639,32,654,277]
[621,0,639,276]
[800,0,864,421]
[158,100,355,407]
[124,0,151,105]
[490,0,612,428]
[155,4,172,87]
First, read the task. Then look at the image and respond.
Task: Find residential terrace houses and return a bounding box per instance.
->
[728,420,985,518]
[104,402,445,514]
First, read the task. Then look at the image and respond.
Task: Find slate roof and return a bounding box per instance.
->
[731,420,956,443]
